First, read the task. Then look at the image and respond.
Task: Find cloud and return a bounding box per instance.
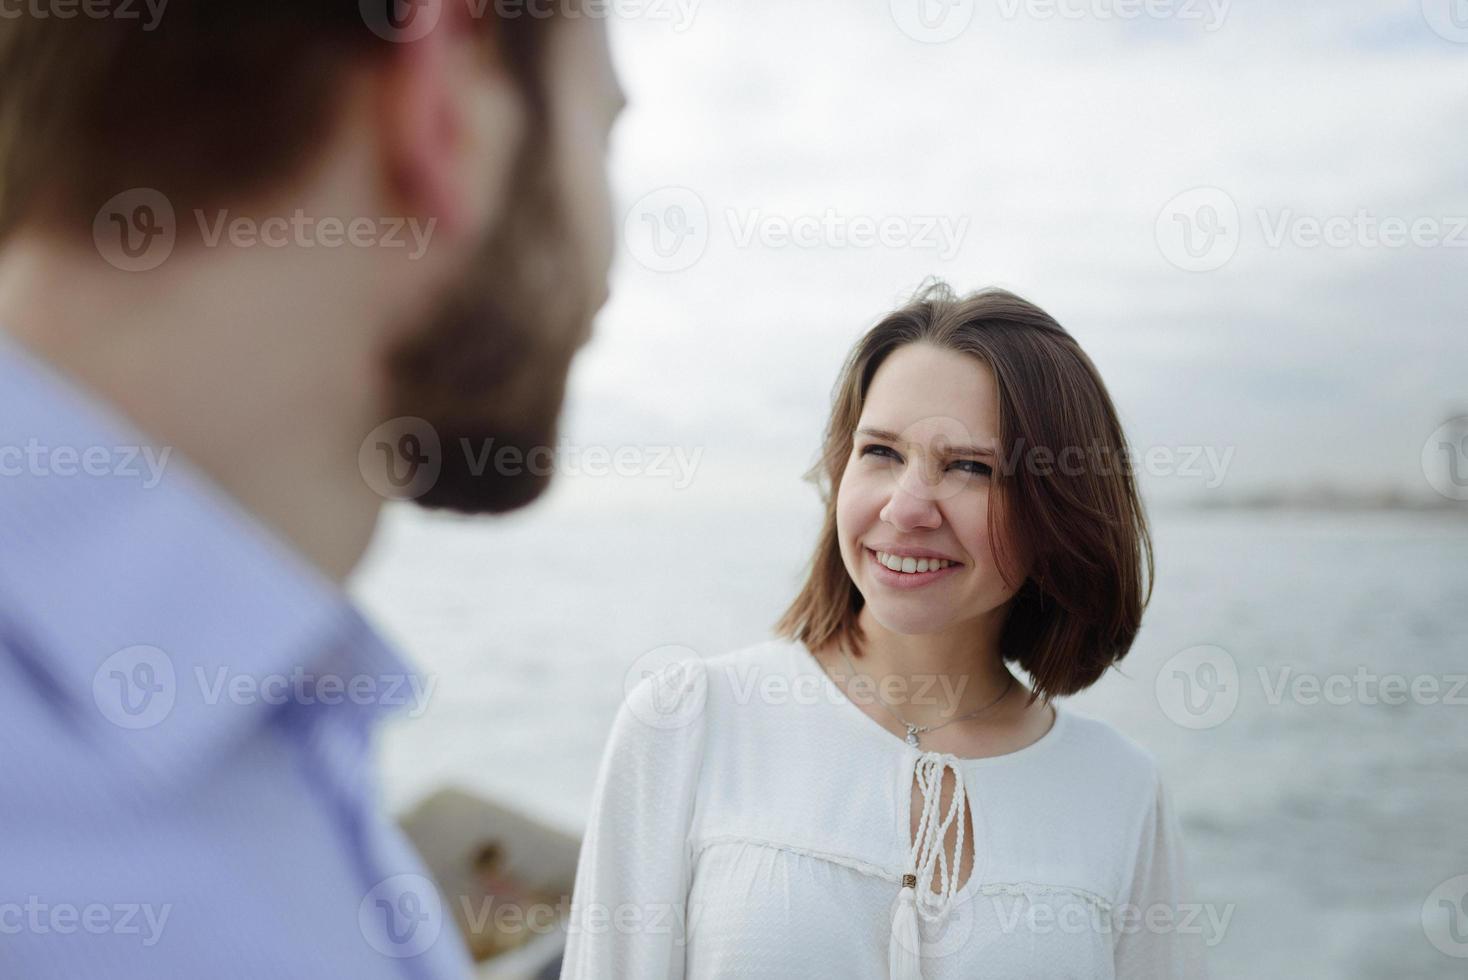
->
[580,0,1466,500]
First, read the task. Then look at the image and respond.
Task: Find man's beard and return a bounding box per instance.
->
[380,145,593,515]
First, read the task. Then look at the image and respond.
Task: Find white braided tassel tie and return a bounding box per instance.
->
[889,752,967,980]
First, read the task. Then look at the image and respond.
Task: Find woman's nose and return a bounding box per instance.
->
[879,467,943,531]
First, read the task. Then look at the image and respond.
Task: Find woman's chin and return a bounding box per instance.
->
[864,603,954,638]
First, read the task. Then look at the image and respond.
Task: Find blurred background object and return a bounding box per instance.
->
[399,789,578,976]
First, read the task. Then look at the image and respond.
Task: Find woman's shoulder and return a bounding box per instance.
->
[701,636,798,666]
[614,636,804,737]
[701,634,804,676]
[697,635,823,707]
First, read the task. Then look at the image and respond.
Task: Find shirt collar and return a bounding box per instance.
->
[0,328,418,783]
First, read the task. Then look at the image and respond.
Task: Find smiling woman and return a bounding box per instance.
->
[562,282,1206,980]
[780,280,1155,705]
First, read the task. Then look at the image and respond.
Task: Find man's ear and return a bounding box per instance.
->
[373,0,526,244]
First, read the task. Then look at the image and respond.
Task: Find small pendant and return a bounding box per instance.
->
[905,725,920,748]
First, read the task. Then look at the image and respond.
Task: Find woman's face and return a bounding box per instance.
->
[836,342,1029,637]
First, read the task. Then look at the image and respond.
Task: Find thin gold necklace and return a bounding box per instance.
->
[839,645,1015,749]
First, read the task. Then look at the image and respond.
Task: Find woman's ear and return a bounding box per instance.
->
[372,0,526,244]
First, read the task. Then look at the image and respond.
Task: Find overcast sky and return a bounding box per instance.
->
[551,0,1467,507]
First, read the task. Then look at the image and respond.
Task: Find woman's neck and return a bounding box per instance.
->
[842,605,1018,729]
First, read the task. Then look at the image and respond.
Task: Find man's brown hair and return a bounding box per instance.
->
[777,282,1155,703]
[0,2,557,242]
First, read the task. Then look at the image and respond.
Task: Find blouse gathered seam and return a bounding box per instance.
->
[691,832,1115,915]
[978,879,1115,913]
[691,832,902,883]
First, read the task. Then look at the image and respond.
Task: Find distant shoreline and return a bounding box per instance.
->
[1162,494,1467,514]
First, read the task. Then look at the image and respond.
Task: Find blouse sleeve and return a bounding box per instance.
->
[1113,770,1212,979]
[560,658,710,980]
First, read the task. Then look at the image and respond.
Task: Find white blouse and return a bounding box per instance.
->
[561,637,1210,979]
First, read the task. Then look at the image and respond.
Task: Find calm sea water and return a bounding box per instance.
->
[351,485,1468,979]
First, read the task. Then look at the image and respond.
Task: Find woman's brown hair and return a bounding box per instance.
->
[776,281,1154,704]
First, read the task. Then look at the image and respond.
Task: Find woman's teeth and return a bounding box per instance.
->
[874,551,954,574]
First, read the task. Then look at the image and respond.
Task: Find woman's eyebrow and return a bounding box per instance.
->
[944,443,996,458]
[856,426,996,457]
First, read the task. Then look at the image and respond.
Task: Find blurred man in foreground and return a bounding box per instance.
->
[0,2,622,976]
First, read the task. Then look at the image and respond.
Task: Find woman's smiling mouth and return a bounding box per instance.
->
[865,547,963,588]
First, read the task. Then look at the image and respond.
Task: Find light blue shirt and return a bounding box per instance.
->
[0,332,472,978]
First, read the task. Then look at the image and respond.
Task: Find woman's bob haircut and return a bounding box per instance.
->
[777,281,1155,704]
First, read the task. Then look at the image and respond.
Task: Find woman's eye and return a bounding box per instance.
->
[860,444,900,461]
[950,459,992,476]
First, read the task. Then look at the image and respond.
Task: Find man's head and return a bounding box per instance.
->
[0,0,623,515]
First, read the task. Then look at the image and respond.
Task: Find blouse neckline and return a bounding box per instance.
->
[787,636,1068,768]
